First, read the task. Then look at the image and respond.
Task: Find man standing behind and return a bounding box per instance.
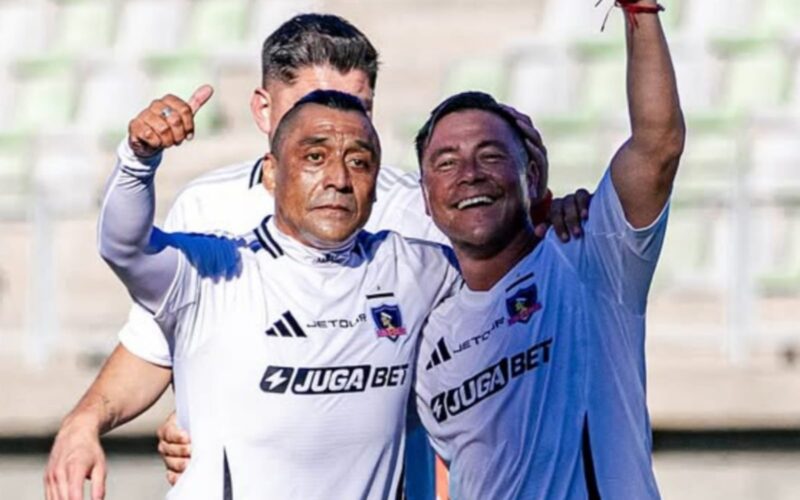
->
[413,1,683,498]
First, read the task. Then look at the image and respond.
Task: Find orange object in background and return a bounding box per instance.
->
[435,456,449,500]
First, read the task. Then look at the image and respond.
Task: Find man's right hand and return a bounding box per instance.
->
[157,412,192,485]
[44,416,106,500]
[128,85,214,158]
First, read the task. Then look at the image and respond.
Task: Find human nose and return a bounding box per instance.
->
[322,158,352,191]
[457,156,487,184]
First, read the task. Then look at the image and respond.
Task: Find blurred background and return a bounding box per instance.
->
[0,0,798,498]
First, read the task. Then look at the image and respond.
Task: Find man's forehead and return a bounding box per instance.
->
[427,109,518,148]
[270,66,374,108]
[288,106,377,145]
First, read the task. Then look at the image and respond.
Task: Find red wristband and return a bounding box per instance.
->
[598,0,665,32]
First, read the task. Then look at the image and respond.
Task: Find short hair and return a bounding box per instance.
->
[271,89,374,156]
[414,91,528,167]
[261,14,380,90]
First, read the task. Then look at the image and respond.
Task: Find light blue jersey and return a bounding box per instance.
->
[416,169,668,500]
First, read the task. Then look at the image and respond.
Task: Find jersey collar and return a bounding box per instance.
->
[458,242,543,307]
[252,216,362,267]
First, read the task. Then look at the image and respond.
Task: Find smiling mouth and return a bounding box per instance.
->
[455,195,496,210]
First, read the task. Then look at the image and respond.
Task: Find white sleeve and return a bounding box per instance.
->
[116,176,196,367]
[118,303,174,367]
[554,168,669,314]
[367,165,449,245]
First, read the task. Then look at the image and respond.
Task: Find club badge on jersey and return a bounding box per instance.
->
[506,284,542,325]
[370,304,407,341]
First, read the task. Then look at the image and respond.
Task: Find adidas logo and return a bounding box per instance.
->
[425,337,452,370]
[265,311,307,338]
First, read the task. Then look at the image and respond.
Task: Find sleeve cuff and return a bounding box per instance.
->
[117,138,164,177]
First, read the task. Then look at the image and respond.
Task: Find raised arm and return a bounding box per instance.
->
[97,86,213,312]
[610,0,685,228]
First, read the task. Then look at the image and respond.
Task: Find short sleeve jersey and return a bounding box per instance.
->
[119,160,444,365]
[415,170,669,500]
[153,217,459,500]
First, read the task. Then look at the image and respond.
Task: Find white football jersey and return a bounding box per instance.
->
[154,217,459,500]
[415,170,668,500]
[119,159,445,365]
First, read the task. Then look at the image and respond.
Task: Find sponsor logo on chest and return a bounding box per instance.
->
[260,364,409,395]
[429,338,553,423]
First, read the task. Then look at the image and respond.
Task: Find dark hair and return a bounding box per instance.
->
[271,89,373,155]
[261,14,379,89]
[414,91,527,167]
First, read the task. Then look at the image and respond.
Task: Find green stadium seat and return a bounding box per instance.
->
[0,2,47,58]
[186,0,249,50]
[757,208,800,295]
[441,58,509,101]
[0,134,31,219]
[657,207,727,291]
[675,115,742,199]
[52,0,113,53]
[507,44,574,116]
[682,0,754,37]
[11,56,77,132]
[77,64,148,135]
[537,117,604,194]
[570,39,627,117]
[712,37,792,114]
[753,0,800,36]
[116,0,186,55]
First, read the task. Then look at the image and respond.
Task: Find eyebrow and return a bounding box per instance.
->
[427,145,460,163]
[476,139,512,152]
[353,138,379,158]
[299,136,329,147]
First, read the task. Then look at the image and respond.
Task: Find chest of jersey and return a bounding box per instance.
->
[416,250,594,500]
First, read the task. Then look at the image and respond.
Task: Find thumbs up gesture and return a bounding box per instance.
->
[128,85,214,158]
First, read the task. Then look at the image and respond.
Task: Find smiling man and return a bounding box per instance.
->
[411,1,684,497]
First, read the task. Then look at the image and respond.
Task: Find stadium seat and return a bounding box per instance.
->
[757,208,800,295]
[538,0,619,40]
[670,38,721,114]
[570,39,627,117]
[537,118,604,194]
[753,0,800,37]
[186,0,249,50]
[712,37,792,114]
[657,206,729,292]
[675,116,741,198]
[77,63,148,134]
[750,119,800,194]
[0,133,31,219]
[507,43,576,116]
[0,2,47,59]
[51,0,114,53]
[10,56,77,132]
[441,57,509,101]
[32,134,98,215]
[681,0,754,37]
[116,0,186,55]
